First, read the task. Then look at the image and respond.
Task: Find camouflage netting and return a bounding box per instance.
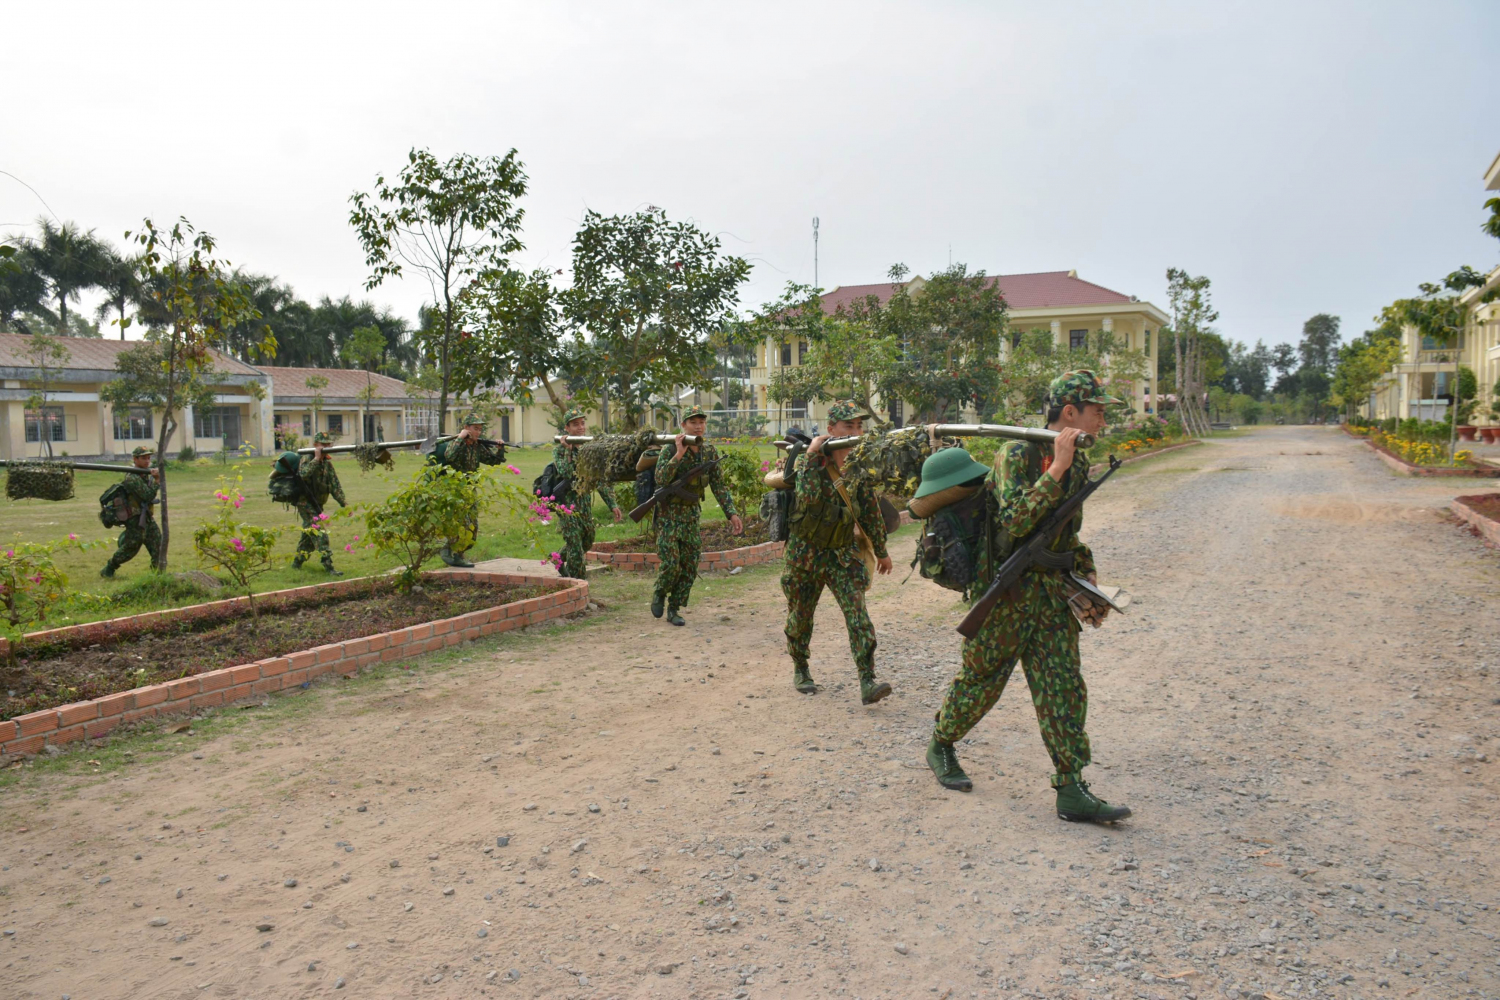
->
[573,428,657,497]
[353,443,395,473]
[5,461,76,501]
[842,426,959,500]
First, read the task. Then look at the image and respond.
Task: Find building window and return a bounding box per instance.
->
[797,341,808,363]
[1144,329,1151,354]
[26,406,67,443]
[195,406,243,447]
[326,413,344,435]
[112,406,154,441]
[779,342,792,366]
[1069,329,1088,351]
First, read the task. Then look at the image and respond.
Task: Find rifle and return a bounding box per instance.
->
[956,454,1123,640]
[627,457,721,523]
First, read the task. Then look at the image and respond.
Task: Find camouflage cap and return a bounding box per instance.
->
[312,431,333,445]
[561,406,587,426]
[681,405,708,422]
[827,400,871,424]
[1048,370,1124,409]
[460,412,486,427]
[131,445,155,458]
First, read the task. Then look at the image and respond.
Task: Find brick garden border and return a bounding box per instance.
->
[0,571,587,760]
[1451,497,1500,548]
[1361,438,1500,478]
[588,538,786,573]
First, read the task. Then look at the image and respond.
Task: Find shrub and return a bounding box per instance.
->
[178,445,196,463]
[717,446,772,514]
[0,534,94,667]
[192,475,284,617]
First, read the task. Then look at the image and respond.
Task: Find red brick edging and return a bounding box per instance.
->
[0,571,587,760]
[1116,439,1202,465]
[1362,439,1500,478]
[1452,498,1500,547]
[587,538,786,572]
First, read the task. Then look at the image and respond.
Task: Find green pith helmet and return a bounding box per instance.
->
[827,400,870,424]
[682,405,708,422]
[460,412,486,427]
[561,406,586,426]
[1048,369,1124,409]
[913,447,991,500]
[312,431,333,445]
[131,445,155,458]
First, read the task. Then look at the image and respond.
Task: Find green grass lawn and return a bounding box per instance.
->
[0,444,782,627]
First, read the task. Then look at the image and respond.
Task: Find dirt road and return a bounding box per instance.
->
[3,427,1498,1000]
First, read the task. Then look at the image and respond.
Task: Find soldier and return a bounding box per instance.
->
[292,431,348,575]
[100,445,161,577]
[426,412,507,567]
[926,370,1132,824]
[782,401,895,704]
[550,406,623,579]
[651,406,741,626]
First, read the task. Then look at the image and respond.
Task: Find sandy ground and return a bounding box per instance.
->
[2,426,1499,1000]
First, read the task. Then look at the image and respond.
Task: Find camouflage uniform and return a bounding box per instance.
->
[781,449,889,682]
[932,370,1114,790]
[551,429,622,580]
[294,450,348,571]
[102,452,160,575]
[652,442,736,614]
[426,422,506,561]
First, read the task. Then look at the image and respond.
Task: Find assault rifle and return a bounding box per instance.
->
[956,454,1123,640]
[627,457,721,523]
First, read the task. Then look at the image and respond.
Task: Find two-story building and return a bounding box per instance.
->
[748,269,1166,428]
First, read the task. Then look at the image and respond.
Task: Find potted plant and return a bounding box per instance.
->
[1456,366,1480,441]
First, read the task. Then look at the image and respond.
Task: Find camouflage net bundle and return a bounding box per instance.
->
[573,428,657,497]
[5,461,76,501]
[353,443,395,473]
[842,427,959,500]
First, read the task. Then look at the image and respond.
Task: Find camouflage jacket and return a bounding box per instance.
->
[297,455,347,510]
[789,452,889,562]
[655,443,736,519]
[551,443,622,513]
[120,471,159,518]
[428,437,505,474]
[982,440,1096,597]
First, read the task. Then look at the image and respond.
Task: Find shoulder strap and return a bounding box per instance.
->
[824,459,855,509]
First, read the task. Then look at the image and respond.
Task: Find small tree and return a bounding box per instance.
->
[344,325,387,443]
[192,475,283,618]
[0,534,91,669]
[304,373,331,440]
[454,266,576,411]
[22,332,71,458]
[878,263,1007,423]
[349,148,529,435]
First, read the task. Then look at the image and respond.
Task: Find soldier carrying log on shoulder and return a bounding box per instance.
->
[781,401,894,704]
[292,431,348,576]
[550,407,623,579]
[650,406,741,626]
[426,412,507,568]
[99,445,160,578]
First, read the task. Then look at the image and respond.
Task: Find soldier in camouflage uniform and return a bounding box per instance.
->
[651,406,741,626]
[293,432,348,575]
[782,401,894,704]
[926,370,1132,824]
[551,406,623,579]
[100,445,161,577]
[426,412,507,567]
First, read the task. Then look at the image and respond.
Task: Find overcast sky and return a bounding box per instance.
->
[4,1,1498,352]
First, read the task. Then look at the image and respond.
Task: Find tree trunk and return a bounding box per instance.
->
[118,296,127,340]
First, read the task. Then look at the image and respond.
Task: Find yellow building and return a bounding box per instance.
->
[748,269,1165,428]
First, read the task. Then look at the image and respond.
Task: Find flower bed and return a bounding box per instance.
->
[0,570,587,759]
[589,516,783,572]
[1452,495,1500,548]
[1362,437,1499,478]
[1115,439,1201,465]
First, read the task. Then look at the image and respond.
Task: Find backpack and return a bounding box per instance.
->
[268,451,304,505]
[760,488,794,542]
[634,462,656,508]
[532,462,572,502]
[98,482,137,528]
[914,488,992,597]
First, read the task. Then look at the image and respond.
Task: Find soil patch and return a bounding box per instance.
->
[1455,493,1500,520]
[602,515,772,553]
[1,579,541,720]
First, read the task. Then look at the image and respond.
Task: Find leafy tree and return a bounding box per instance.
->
[350,148,528,434]
[343,325,386,443]
[0,240,48,333]
[22,333,70,458]
[99,218,267,571]
[559,207,750,430]
[304,373,330,437]
[1165,268,1218,436]
[1484,198,1500,243]
[0,534,93,670]
[1002,326,1150,423]
[1222,340,1273,398]
[454,266,575,411]
[1298,314,1341,377]
[878,263,1006,423]
[30,219,109,336]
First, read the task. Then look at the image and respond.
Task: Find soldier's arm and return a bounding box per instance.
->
[477,440,506,465]
[125,475,158,503]
[656,449,687,486]
[551,445,573,480]
[707,456,736,518]
[995,441,1064,538]
[852,481,889,560]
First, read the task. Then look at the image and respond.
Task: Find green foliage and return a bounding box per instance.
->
[192,473,284,617]
[717,446,772,514]
[106,572,212,609]
[455,266,574,413]
[559,207,751,430]
[880,264,1007,423]
[0,534,93,666]
[1000,327,1150,422]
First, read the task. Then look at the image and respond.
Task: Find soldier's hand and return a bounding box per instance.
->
[876,555,893,575]
[613,507,624,523]
[150,468,161,480]
[808,434,830,457]
[674,433,687,458]
[1049,427,1081,481]
[729,514,744,536]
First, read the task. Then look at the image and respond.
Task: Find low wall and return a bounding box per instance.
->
[588,539,785,573]
[0,571,587,760]
[1363,439,1500,478]
[1451,498,1500,548]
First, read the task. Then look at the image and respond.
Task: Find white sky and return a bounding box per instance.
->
[3,0,1498,351]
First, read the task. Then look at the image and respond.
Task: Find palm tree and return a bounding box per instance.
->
[93,247,142,340]
[31,219,110,336]
[0,241,49,333]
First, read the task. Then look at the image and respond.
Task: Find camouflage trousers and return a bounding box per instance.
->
[446,503,479,557]
[558,504,596,580]
[781,541,876,678]
[294,503,336,569]
[652,511,701,611]
[933,571,1091,785]
[106,517,161,573]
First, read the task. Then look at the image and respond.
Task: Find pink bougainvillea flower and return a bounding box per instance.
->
[67,533,78,541]
[4,550,13,558]
[345,544,354,552]
[505,464,521,475]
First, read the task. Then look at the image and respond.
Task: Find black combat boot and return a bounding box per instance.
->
[667,608,685,626]
[926,737,973,792]
[650,596,664,619]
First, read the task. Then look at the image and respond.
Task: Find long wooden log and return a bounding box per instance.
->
[294,435,509,456]
[554,434,706,446]
[774,424,1096,452]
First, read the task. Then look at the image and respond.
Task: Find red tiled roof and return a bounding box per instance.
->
[816,271,1135,314]
[0,332,262,376]
[259,366,412,401]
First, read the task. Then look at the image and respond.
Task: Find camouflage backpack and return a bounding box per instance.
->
[267,451,304,506]
[98,482,136,528]
[913,488,993,598]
